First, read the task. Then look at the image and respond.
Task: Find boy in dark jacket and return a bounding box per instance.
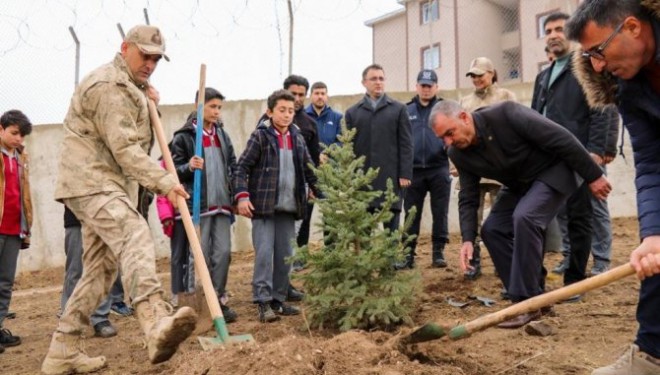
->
[170,87,238,322]
[233,89,318,323]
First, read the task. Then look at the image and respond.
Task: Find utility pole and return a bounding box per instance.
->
[143,8,150,25]
[68,26,80,87]
[287,0,293,75]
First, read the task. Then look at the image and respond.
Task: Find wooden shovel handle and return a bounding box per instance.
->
[148,99,223,319]
[461,263,635,336]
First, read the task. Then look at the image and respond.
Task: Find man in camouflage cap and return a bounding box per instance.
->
[42,25,196,374]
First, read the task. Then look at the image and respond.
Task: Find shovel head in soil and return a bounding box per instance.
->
[400,263,635,345]
[198,322,255,351]
[178,287,213,335]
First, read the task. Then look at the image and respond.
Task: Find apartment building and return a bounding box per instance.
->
[365,0,582,91]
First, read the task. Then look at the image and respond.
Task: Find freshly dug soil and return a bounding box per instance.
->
[4,217,642,374]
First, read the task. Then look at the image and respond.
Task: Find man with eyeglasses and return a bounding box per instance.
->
[567,1,660,374]
[345,64,413,233]
[531,12,617,300]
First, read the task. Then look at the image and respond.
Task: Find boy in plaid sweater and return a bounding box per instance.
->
[233,90,318,322]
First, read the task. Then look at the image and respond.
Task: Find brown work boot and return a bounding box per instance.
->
[592,344,660,375]
[135,295,197,364]
[41,331,107,374]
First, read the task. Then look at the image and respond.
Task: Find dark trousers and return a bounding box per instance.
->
[0,235,21,328]
[296,202,314,247]
[404,168,451,255]
[636,274,660,358]
[481,181,569,302]
[170,220,192,294]
[562,183,593,285]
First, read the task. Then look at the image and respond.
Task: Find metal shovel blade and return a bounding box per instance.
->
[197,316,255,351]
[400,322,448,345]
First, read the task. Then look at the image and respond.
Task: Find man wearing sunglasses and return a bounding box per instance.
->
[532,12,617,298]
[567,1,660,374]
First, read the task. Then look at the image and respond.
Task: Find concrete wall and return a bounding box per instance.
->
[18,83,637,273]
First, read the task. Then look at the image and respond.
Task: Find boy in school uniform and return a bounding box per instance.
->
[0,110,32,354]
[170,87,238,322]
[233,89,319,323]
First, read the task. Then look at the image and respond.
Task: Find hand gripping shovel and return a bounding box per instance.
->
[149,96,255,350]
[401,263,635,346]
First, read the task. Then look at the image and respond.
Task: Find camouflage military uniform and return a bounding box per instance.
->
[54,53,177,335]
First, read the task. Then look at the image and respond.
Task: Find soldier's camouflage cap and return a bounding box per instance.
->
[124,25,170,62]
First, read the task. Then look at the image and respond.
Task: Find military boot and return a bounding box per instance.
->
[135,294,197,364]
[41,331,107,374]
[464,242,482,280]
[431,244,447,268]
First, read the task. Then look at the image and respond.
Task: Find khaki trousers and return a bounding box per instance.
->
[58,192,162,334]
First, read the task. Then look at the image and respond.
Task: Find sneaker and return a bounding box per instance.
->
[6,312,16,319]
[286,286,305,302]
[0,328,21,347]
[270,300,300,316]
[592,344,660,375]
[591,263,610,276]
[257,303,280,323]
[552,257,569,274]
[220,304,238,323]
[93,321,117,338]
[110,301,133,317]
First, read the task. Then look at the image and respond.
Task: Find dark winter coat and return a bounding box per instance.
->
[233,121,318,220]
[572,0,660,239]
[345,94,413,211]
[531,51,612,156]
[450,102,604,242]
[170,115,237,212]
[406,95,448,170]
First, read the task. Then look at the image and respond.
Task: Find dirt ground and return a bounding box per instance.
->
[3,216,643,375]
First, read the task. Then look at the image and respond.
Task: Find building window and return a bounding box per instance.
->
[536,9,560,39]
[421,44,440,70]
[420,0,439,25]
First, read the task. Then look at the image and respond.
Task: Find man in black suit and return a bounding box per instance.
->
[429,100,611,328]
